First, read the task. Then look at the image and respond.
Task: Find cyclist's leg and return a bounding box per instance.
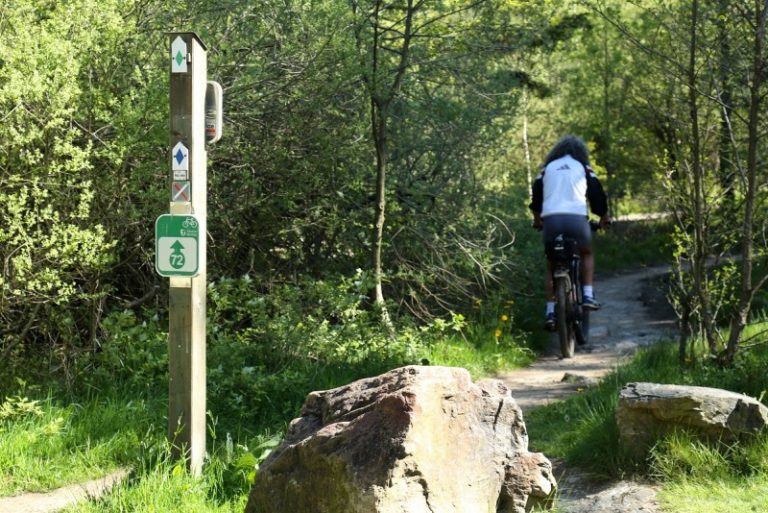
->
[554,214,593,285]
[545,259,554,298]
[549,215,599,306]
[543,258,556,330]
[542,219,559,330]
[580,245,594,286]
[580,244,600,308]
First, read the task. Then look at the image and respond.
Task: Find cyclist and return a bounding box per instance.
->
[529,135,610,331]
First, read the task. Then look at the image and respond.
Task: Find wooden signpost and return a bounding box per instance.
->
[161,32,208,476]
[158,31,223,477]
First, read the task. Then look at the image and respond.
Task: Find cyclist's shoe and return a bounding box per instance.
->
[544,312,557,332]
[582,296,601,310]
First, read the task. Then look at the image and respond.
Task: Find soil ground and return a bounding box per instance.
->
[498,264,677,513]
[0,469,128,513]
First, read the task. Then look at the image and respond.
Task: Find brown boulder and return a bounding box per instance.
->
[246,365,556,513]
[617,382,768,457]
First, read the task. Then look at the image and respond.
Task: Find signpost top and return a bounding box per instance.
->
[168,32,208,51]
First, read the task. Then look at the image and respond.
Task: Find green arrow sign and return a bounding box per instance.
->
[155,214,200,277]
[169,240,186,269]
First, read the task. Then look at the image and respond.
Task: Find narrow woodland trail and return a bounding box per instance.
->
[498,265,677,513]
[0,469,128,513]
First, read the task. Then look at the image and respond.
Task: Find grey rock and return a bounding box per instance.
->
[561,373,598,387]
[246,365,556,513]
[617,382,768,457]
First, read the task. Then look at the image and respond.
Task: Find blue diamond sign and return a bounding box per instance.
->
[171,141,189,179]
[155,214,200,277]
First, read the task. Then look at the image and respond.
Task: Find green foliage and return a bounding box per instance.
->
[75,310,169,395]
[0,395,44,421]
[594,219,675,273]
[204,271,533,431]
[0,0,643,384]
[0,0,124,362]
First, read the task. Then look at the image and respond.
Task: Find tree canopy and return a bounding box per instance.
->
[1,0,767,375]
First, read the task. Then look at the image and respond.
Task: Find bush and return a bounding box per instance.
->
[205,272,423,430]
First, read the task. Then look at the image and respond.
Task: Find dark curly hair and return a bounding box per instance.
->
[543,135,590,167]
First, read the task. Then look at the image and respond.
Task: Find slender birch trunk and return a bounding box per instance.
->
[724,0,768,363]
[687,0,717,353]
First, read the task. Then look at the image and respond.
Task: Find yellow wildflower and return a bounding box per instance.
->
[494,329,502,338]
[500,314,509,322]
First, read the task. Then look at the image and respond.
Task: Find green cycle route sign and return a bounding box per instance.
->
[155,214,200,277]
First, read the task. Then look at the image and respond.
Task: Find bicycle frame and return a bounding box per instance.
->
[548,235,588,358]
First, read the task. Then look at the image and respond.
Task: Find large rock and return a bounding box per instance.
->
[617,382,768,456]
[246,365,556,513]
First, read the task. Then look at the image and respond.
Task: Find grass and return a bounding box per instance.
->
[525,337,768,512]
[423,319,536,378]
[658,475,768,512]
[0,395,160,496]
[0,392,267,511]
[0,320,534,512]
[64,449,248,513]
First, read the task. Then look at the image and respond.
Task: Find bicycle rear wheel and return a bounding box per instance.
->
[575,308,589,346]
[555,277,575,358]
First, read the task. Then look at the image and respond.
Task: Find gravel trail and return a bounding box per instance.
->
[498,265,677,513]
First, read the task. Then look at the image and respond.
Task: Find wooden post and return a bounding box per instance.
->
[168,32,207,476]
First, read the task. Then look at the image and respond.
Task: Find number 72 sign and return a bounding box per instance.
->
[155,214,200,277]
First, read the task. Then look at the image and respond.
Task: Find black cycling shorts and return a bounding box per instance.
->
[542,214,592,250]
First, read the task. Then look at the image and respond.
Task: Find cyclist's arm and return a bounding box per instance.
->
[529,175,544,228]
[585,168,608,219]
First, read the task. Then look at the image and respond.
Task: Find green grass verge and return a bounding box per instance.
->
[526,336,768,512]
[63,452,247,513]
[1,322,533,511]
[658,475,768,513]
[423,332,534,378]
[0,395,159,496]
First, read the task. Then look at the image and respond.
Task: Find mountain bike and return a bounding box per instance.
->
[545,221,602,358]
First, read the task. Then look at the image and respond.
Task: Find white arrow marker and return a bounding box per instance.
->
[171,36,188,73]
[171,141,189,172]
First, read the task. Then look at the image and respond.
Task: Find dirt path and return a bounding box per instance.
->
[498,265,677,513]
[0,469,128,513]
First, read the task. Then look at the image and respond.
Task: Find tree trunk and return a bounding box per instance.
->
[687,0,718,354]
[717,0,735,200]
[372,97,389,309]
[724,0,768,363]
[362,0,416,329]
[601,16,616,213]
[522,87,532,193]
